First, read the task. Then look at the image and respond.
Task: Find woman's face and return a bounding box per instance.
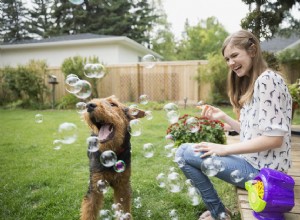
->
[223,44,253,77]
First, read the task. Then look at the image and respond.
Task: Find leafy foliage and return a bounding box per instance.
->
[196,53,229,104]
[0,60,49,108]
[288,79,300,106]
[276,44,300,63]
[241,0,300,40]
[166,114,227,147]
[0,0,159,45]
[177,17,228,60]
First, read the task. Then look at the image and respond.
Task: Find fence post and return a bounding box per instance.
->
[137,63,141,102]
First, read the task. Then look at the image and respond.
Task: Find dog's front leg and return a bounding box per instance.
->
[80,188,103,220]
[113,172,132,217]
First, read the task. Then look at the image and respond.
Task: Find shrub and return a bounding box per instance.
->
[196,53,229,104]
[0,60,49,109]
[166,114,227,147]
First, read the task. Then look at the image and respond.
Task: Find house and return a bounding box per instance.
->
[0,33,162,68]
[261,34,300,53]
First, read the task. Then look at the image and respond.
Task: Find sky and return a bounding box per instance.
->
[162,0,249,39]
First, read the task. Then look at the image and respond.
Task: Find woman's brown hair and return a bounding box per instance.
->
[221,30,268,115]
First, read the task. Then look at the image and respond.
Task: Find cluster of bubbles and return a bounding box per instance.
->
[98,203,132,220]
[65,74,92,100]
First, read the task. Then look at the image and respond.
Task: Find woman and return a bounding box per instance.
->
[176,30,292,220]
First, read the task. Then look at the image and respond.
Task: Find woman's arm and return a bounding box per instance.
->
[194,135,283,158]
[200,105,241,133]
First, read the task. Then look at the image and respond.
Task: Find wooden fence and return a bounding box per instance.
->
[48,60,211,105]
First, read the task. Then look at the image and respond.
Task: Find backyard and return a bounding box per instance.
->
[0,105,299,220]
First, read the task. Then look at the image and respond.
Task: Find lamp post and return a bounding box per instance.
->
[48,75,58,109]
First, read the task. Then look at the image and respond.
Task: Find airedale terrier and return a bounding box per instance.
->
[80,96,144,220]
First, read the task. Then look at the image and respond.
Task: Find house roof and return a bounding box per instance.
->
[1,33,115,45]
[261,34,300,53]
[0,33,163,59]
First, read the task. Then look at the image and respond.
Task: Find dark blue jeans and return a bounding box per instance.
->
[175,143,259,219]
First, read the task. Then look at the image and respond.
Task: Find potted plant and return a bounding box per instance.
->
[288,79,300,119]
[166,114,227,147]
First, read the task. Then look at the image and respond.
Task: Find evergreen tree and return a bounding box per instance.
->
[28,0,55,38]
[0,0,30,42]
[50,0,159,45]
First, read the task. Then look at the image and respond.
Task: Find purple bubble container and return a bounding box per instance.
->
[245,168,295,220]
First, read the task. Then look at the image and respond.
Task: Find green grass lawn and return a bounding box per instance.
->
[0,106,299,220]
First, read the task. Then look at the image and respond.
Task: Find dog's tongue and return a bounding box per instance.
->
[98,124,112,142]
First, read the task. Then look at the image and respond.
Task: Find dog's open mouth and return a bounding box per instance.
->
[96,122,115,143]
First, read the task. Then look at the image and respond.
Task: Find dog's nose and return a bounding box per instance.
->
[86,103,97,112]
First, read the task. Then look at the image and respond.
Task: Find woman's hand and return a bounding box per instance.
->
[193,142,229,158]
[199,105,226,121]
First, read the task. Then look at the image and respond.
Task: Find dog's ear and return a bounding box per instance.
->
[124,107,145,120]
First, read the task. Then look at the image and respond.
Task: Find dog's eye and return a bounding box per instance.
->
[110,102,117,107]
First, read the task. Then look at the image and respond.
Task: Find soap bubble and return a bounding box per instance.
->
[84,63,106,79]
[200,157,219,177]
[167,171,183,193]
[76,102,86,114]
[120,212,132,220]
[156,172,166,188]
[129,119,142,137]
[142,54,156,69]
[35,114,43,123]
[165,134,174,144]
[69,0,84,5]
[187,186,201,206]
[53,139,62,150]
[169,209,178,220]
[58,122,78,144]
[217,212,231,220]
[212,158,225,172]
[74,80,92,99]
[143,143,154,158]
[86,136,99,152]
[113,160,126,173]
[166,110,179,124]
[139,94,149,105]
[100,150,117,167]
[128,104,139,116]
[197,100,205,106]
[174,156,185,168]
[146,210,152,218]
[145,110,153,120]
[185,117,199,133]
[133,197,142,208]
[164,143,175,158]
[163,103,178,112]
[97,179,110,194]
[65,74,81,94]
[99,209,112,220]
[230,169,244,183]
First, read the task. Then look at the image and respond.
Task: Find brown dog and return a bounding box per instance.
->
[80,96,144,220]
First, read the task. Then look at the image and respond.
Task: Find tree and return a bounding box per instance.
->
[241,0,300,40]
[50,0,159,45]
[0,0,31,42]
[28,0,55,38]
[176,17,228,60]
[150,0,177,60]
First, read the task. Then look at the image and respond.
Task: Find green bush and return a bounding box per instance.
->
[0,60,49,109]
[276,44,300,64]
[196,53,229,104]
